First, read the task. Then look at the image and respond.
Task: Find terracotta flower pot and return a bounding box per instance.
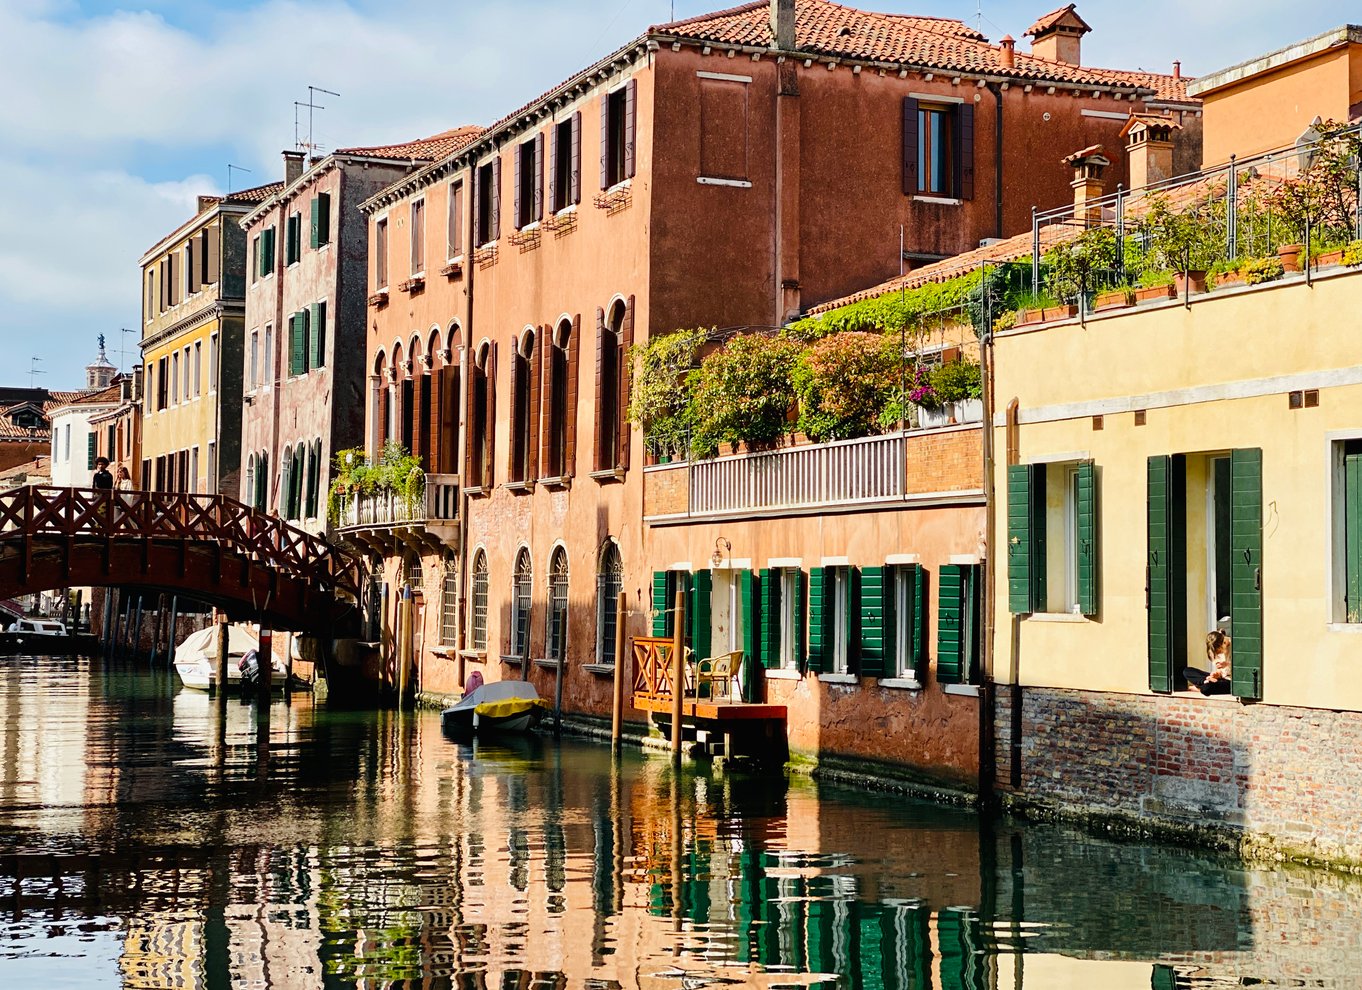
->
[1213,272,1244,290]
[1174,270,1207,295]
[1315,248,1345,269]
[1278,243,1303,273]
[1134,284,1176,304]
[1093,288,1134,312]
[1042,304,1078,322]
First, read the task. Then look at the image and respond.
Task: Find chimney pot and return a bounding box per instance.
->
[1000,34,1016,69]
[770,0,796,51]
[1172,59,1181,80]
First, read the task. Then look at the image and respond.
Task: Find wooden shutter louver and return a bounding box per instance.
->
[527,330,542,482]
[483,343,497,488]
[806,566,826,674]
[1346,451,1362,623]
[594,307,607,471]
[759,568,778,669]
[624,78,637,179]
[462,352,477,486]
[564,314,580,476]
[902,97,919,195]
[651,571,669,637]
[310,302,326,369]
[539,333,556,478]
[1230,447,1263,700]
[792,569,807,670]
[912,564,929,681]
[513,142,523,228]
[289,313,306,377]
[205,228,219,283]
[571,112,582,204]
[936,564,965,684]
[534,131,544,222]
[1077,459,1098,616]
[547,124,558,213]
[1147,454,1187,693]
[955,103,975,201]
[490,156,501,241]
[1007,464,1035,613]
[599,93,611,189]
[739,569,758,699]
[617,295,634,470]
[859,566,888,678]
[689,570,712,663]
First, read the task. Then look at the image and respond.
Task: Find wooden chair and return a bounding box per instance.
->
[695,650,745,702]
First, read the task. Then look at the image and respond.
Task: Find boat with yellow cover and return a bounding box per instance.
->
[441,680,548,736]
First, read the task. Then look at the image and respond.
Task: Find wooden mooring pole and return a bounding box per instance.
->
[670,590,686,759]
[215,612,229,712]
[611,591,626,753]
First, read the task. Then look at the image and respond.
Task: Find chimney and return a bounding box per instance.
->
[999,35,1015,69]
[1172,60,1181,81]
[1124,116,1179,190]
[282,150,305,184]
[770,0,795,51]
[1063,145,1110,226]
[1026,4,1090,66]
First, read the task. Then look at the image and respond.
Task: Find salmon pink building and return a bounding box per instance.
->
[342,0,1195,791]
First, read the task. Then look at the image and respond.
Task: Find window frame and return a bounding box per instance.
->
[546,547,569,662]
[409,198,426,276]
[469,551,490,651]
[511,548,532,658]
[375,217,389,289]
[1329,434,1362,627]
[596,541,623,664]
[917,103,955,197]
[778,568,798,669]
[440,557,460,647]
[446,180,464,262]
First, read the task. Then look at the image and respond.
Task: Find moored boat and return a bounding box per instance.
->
[173,625,291,691]
[441,680,548,737]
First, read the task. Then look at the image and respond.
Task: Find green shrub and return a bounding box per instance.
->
[627,327,709,455]
[1239,255,1284,285]
[792,332,900,442]
[1343,240,1362,267]
[327,442,424,523]
[1044,227,1120,302]
[688,334,801,456]
[929,361,983,404]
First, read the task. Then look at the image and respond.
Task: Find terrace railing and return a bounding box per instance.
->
[335,473,461,531]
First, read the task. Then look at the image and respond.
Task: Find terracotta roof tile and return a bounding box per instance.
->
[337,126,485,161]
[654,0,1194,99]
[1025,4,1090,38]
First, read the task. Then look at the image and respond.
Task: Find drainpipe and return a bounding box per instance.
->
[986,83,1005,240]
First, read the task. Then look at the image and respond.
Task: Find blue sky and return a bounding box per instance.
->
[0,0,1353,389]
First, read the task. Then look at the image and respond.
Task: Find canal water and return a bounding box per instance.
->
[2,656,1359,989]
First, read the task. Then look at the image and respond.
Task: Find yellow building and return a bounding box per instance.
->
[139,185,279,494]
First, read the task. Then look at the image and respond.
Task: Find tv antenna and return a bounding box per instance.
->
[28,357,44,388]
[118,327,135,374]
[297,85,340,157]
[226,163,252,193]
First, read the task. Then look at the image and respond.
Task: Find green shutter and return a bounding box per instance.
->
[1151,964,1178,990]
[938,908,986,990]
[285,215,299,265]
[1230,447,1263,700]
[912,563,929,681]
[1346,452,1362,623]
[937,564,964,684]
[759,568,779,668]
[289,313,306,377]
[318,193,331,245]
[310,302,326,369]
[792,569,806,671]
[689,570,712,661]
[651,571,668,636]
[1077,459,1099,616]
[262,226,275,274]
[86,434,96,471]
[860,566,887,678]
[1008,464,1046,612]
[1147,455,1187,693]
[847,568,860,674]
[807,567,826,673]
[739,569,758,700]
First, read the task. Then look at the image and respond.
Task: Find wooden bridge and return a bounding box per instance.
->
[0,486,364,633]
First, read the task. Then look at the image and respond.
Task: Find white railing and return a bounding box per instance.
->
[690,433,905,515]
[335,473,460,530]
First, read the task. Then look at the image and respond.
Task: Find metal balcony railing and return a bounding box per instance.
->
[335,473,461,530]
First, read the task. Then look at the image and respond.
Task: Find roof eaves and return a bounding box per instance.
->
[1187,25,1362,97]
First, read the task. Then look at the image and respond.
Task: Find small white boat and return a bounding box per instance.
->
[441,680,548,736]
[173,625,291,691]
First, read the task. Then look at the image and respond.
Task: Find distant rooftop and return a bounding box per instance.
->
[1188,25,1362,98]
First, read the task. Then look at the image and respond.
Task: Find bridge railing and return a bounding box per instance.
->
[0,486,364,601]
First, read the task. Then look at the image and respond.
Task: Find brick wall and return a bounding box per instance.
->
[904,427,981,494]
[643,465,688,517]
[999,686,1362,865]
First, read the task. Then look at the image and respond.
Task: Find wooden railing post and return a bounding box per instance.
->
[611,590,626,752]
[670,590,686,759]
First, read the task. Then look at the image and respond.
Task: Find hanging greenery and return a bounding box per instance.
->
[327,442,424,523]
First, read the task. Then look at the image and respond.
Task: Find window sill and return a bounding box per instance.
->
[697,176,752,188]
[943,684,980,697]
[1025,612,1090,623]
[818,672,858,685]
[589,467,625,484]
[462,485,492,497]
[765,668,802,680]
[499,654,526,666]
[533,658,565,670]
[458,649,487,661]
[1327,622,1362,634]
[540,475,571,490]
[504,480,534,494]
[582,663,617,676]
[912,195,962,206]
[878,677,923,691]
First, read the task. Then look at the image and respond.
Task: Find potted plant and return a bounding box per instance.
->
[1239,255,1285,285]
[1277,243,1303,273]
[1093,285,1135,312]
[1208,260,1244,290]
[1133,270,1175,304]
[1142,197,1217,296]
[929,360,983,425]
[1344,240,1362,267]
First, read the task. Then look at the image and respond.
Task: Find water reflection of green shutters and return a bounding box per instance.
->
[1147,454,1186,693]
[690,570,712,660]
[879,906,932,990]
[1230,447,1263,700]
[1076,459,1098,616]
[687,842,711,925]
[937,908,987,990]
[860,566,888,678]
[806,567,825,673]
[806,898,834,977]
[759,568,779,668]
[651,571,669,636]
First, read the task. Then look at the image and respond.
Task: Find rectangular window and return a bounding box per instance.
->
[808,566,854,675]
[375,218,389,287]
[937,563,983,685]
[310,192,331,248]
[144,363,153,411]
[903,98,973,200]
[1008,460,1098,616]
[171,352,179,405]
[474,161,499,247]
[447,180,463,259]
[87,433,95,471]
[206,442,216,494]
[514,136,541,229]
[182,346,191,401]
[190,446,199,491]
[918,105,953,196]
[145,271,155,320]
[251,235,261,283]
[289,310,310,377]
[193,341,202,397]
[264,324,273,383]
[209,333,218,393]
[185,243,196,295]
[410,199,425,275]
[550,117,576,213]
[601,81,636,189]
[1336,439,1362,623]
[309,301,327,370]
[830,568,851,673]
[884,564,927,681]
[63,424,70,461]
[285,212,302,265]
[778,568,799,669]
[699,76,750,182]
[156,357,168,410]
[249,331,259,391]
[261,225,276,276]
[440,564,459,646]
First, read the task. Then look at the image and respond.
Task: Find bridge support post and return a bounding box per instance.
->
[257,626,273,705]
[130,595,143,660]
[166,596,178,669]
[215,613,229,711]
[101,589,115,658]
[396,595,412,705]
[671,590,686,760]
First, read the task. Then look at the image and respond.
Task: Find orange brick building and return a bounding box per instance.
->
[343,0,1194,790]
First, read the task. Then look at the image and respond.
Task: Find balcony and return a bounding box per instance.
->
[334,473,460,550]
[643,424,983,523]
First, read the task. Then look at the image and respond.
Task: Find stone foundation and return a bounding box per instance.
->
[996,685,1362,869]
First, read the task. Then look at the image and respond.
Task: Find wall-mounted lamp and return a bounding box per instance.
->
[711,537,731,569]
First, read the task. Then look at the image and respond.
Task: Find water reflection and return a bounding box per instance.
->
[0,656,1357,988]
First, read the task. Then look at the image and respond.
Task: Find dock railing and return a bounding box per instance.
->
[631,636,689,703]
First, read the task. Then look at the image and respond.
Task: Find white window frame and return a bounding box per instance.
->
[778,568,797,670]
[830,567,850,674]
[893,567,914,678]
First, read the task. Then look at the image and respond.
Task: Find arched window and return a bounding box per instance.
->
[305,439,322,518]
[470,549,489,651]
[289,443,305,520]
[401,336,419,453]
[405,551,424,593]
[510,330,536,484]
[245,453,256,508]
[389,341,404,450]
[372,351,388,454]
[596,540,623,664]
[468,343,494,489]
[545,318,573,478]
[256,450,269,511]
[595,303,623,471]
[439,553,459,646]
[546,546,569,662]
[279,445,293,516]
[510,548,532,658]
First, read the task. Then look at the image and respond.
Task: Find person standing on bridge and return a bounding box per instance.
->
[92,458,113,491]
[115,465,133,491]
